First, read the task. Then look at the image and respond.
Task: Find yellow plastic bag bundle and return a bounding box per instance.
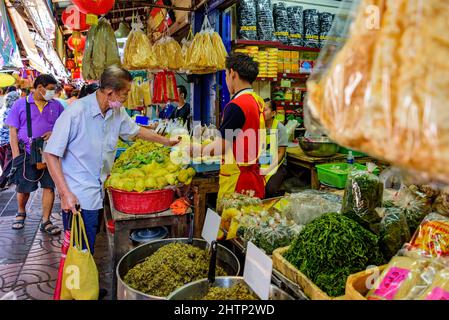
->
[61,214,99,300]
[181,29,194,71]
[153,36,183,70]
[140,81,152,106]
[185,15,227,74]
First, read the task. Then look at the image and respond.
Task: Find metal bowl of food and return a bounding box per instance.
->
[167,276,294,300]
[116,238,241,300]
[298,136,339,157]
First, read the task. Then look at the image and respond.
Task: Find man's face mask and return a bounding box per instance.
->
[42,87,56,101]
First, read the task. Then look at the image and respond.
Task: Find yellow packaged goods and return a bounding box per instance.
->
[123,28,157,70]
[307,0,449,183]
[366,256,429,300]
[153,36,183,70]
[186,16,227,74]
[403,213,449,259]
[417,268,449,300]
[141,81,152,106]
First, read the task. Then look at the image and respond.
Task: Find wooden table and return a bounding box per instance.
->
[104,190,190,299]
[286,147,377,189]
[191,174,220,238]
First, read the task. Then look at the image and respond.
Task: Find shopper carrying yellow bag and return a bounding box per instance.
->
[60,212,99,300]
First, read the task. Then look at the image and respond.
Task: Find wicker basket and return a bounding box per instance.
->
[345,265,387,300]
[272,246,346,300]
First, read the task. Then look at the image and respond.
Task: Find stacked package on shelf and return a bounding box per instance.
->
[258,50,268,78]
[319,12,334,48]
[256,48,278,79]
[267,48,279,78]
[245,46,259,59]
[303,9,320,48]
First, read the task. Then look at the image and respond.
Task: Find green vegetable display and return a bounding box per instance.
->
[341,169,384,234]
[202,283,258,300]
[377,207,411,260]
[284,213,385,297]
[124,243,227,297]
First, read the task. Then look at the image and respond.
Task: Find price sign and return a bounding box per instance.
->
[201,208,221,245]
[243,242,273,300]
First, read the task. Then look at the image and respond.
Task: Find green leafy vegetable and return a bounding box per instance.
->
[341,169,384,234]
[284,213,385,297]
[377,207,411,260]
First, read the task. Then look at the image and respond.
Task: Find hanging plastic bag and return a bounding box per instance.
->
[54,229,71,300]
[306,0,449,184]
[287,6,304,46]
[123,15,157,70]
[341,163,384,234]
[60,214,99,300]
[256,0,276,41]
[237,0,257,40]
[186,15,227,74]
[273,2,290,44]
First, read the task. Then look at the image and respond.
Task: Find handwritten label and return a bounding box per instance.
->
[373,267,410,300]
[243,242,272,300]
[426,287,449,300]
[201,209,221,245]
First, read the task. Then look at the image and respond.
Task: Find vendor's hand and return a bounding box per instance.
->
[167,136,182,147]
[61,191,80,215]
[41,131,52,141]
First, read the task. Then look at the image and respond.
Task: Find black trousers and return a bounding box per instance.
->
[265,165,288,199]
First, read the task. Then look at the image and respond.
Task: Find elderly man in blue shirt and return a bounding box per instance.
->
[44,66,179,259]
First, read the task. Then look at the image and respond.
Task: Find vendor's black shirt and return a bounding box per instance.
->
[219,88,253,140]
[170,103,191,124]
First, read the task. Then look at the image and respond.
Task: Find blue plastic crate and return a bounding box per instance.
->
[190,162,221,173]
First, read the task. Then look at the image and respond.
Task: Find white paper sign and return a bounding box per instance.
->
[201,208,221,245]
[243,241,273,300]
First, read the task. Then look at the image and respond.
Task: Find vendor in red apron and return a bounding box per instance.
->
[197,53,266,200]
[261,98,289,198]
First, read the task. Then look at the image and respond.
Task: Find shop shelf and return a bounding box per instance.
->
[278,73,310,79]
[233,40,321,53]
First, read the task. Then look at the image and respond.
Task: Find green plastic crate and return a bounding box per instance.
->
[316,163,380,189]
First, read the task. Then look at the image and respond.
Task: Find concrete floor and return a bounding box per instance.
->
[0,188,112,300]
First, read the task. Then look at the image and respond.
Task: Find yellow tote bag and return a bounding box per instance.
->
[60,214,99,300]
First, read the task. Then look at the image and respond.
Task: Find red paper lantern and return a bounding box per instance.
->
[62,5,89,31]
[76,55,83,66]
[72,0,115,16]
[72,67,81,79]
[67,35,86,52]
[66,59,76,70]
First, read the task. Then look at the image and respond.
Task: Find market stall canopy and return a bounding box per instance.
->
[0,0,22,69]
[7,3,49,74]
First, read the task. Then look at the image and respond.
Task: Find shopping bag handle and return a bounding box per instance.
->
[69,211,92,254]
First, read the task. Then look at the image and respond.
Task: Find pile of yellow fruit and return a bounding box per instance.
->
[106,140,196,192]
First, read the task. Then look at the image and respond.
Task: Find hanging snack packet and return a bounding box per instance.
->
[403,213,449,260]
[123,16,157,70]
[367,256,429,300]
[256,0,276,41]
[273,2,290,44]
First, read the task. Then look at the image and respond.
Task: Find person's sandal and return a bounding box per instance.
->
[40,220,62,236]
[12,213,26,230]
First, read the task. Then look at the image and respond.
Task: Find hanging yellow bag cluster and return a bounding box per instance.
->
[123,16,157,70]
[125,79,152,109]
[185,15,228,74]
[153,36,183,70]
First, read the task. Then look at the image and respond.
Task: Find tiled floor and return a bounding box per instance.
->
[0,188,113,300]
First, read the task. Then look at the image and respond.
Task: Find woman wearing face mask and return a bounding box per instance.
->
[5,74,65,234]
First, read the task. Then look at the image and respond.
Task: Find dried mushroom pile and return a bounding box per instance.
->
[124,243,227,297]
